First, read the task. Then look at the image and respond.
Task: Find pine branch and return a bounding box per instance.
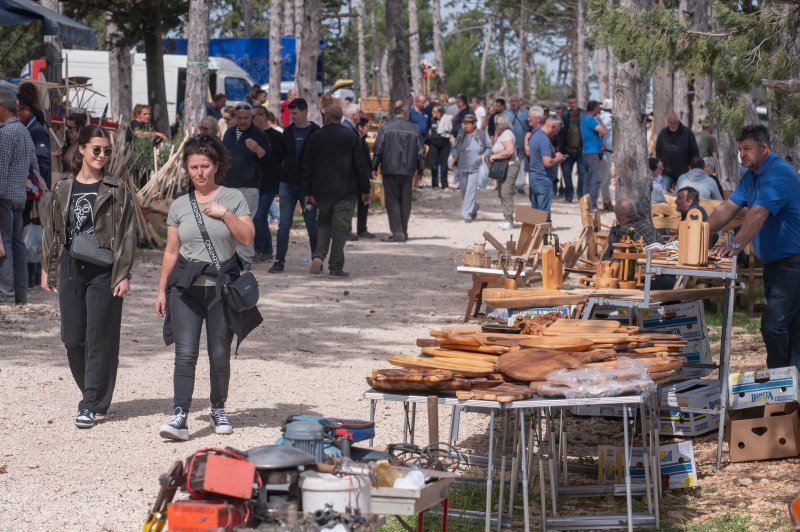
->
[763,79,800,93]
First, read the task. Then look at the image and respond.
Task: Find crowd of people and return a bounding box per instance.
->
[2,77,800,436]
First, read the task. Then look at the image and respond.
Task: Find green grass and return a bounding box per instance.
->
[685,513,751,532]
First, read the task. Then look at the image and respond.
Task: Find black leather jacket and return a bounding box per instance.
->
[41,174,136,289]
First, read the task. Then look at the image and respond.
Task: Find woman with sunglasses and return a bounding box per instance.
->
[40,125,136,429]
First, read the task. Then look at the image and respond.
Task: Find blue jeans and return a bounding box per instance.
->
[529,178,552,222]
[583,153,603,208]
[275,182,318,264]
[762,260,800,370]
[559,151,586,202]
[253,191,276,256]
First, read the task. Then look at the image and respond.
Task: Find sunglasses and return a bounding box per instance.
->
[87,145,113,157]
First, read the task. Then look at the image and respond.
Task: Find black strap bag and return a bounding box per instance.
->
[488,158,511,180]
[70,231,114,266]
[189,191,259,312]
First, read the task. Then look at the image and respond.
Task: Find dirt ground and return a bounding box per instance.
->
[0,184,794,530]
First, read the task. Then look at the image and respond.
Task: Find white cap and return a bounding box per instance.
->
[601,98,613,111]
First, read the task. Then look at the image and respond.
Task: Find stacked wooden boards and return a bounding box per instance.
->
[368,318,688,401]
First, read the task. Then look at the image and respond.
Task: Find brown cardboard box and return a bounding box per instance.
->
[727,402,800,462]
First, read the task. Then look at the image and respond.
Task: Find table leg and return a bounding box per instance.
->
[417,510,425,532]
[474,282,488,318]
[519,409,531,532]
[442,498,448,532]
[546,409,558,517]
[369,400,376,446]
[508,413,521,519]
[485,410,496,532]
[410,403,417,445]
[451,406,462,446]
[465,279,480,322]
[402,402,410,444]
[716,277,735,470]
[497,411,509,532]
[536,409,548,531]
[622,405,633,532]
[639,402,653,516]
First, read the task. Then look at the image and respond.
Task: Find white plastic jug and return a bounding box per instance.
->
[300,471,371,514]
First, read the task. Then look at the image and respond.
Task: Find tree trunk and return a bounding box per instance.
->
[242,0,253,38]
[143,18,170,137]
[528,54,539,103]
[370,0,380,96]
[297,0,322,123]
[385,0,409,104]
[107,18,132,146]
[516,3,527,97]
[408,0,423,97]
[479,17,494,96]
[575,0,588,105]
[294,0,305,80]
[743,93,759,126]
[41,0,62,86]
[379,48,389,97]
[497,14,509,94]
[689,0,711,130]
[593,46,608,101]
[183,0,210,134]
[717,128,739,193]
[356,0,368,98]
[283,1,294,35]
[672,0,691,125]
[652,65,673,142]
[432,0,446,96]
[766,4,800,169]
[613,0,652,220]
[268,0,283,115]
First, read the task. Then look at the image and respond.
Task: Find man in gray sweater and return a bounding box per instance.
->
[372,101,424,242]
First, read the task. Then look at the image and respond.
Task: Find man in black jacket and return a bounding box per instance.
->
[251,107,286,263]
[303,105,370,276]
[372,101,424,242]
[222,102,271,268]
[655,113,700,191]
[269,98,320,273]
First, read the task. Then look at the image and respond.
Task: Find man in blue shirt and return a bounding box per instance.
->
[528,111,564,221]
[408,95,430,139]
[710,125,800,370]
[580,100,607,209]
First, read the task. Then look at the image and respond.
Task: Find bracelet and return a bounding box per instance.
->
[222,209,230,220]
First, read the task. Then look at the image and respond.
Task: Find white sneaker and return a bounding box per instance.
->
[498,221,514,230]
[159,407,189,441]
[211,407,233,435]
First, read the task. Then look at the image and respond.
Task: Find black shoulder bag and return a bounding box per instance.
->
[189,190,259,312]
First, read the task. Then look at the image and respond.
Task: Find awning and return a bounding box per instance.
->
[0,0,98,48]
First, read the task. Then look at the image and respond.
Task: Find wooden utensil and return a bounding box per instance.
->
[518,337,594,352]
[372,368,453,382]
[456,383,534,403]
[422,347,500,364]
[437,343,509,355]
[678,208,710,266]
[388,356,495,377]
[497,348,613,382]
[366,376,502,392]
[541,233,564,290]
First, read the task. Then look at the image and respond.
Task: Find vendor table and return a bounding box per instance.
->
[363,389,660,531]
[456,266,534,322]
[580,249,737,469]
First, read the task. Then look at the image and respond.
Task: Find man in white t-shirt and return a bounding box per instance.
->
[598,98,614,211]
[471,97,487,131]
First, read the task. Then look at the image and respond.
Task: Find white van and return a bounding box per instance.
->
[61,49,256,124]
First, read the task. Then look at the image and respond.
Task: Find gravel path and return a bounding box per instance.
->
[0,184,590,530]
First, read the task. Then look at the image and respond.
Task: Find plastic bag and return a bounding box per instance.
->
[23,223,43,263]
[545,358,654,398]
[478,160,489,190]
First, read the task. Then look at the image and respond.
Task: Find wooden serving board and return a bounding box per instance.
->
[441,325,483,334]
[388,356,495,378]
[497,348,613,382]
[367,376,502,392]
[518,337,594,352]
[421,347,500,364]
[456,383,534,403]
[546,319,621,328]
[371,368,453,382]
[416,338,439,348]
[437,343,508,355]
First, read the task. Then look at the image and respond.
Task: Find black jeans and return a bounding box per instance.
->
[428,143,450,189]
[356,197,369,235]
[170,285,234,411]
[59,252,123,413]
[762,260,800,370]
[0,199,27,303]
[382,174,413,240]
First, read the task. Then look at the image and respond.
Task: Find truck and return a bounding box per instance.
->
[55,49,257,124]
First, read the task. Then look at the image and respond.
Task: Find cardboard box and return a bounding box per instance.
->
[597,441,697,489]
[727,402,800,462]
[659,410,720,437]
[637,300,707,341]
[588,304,634,323]
[506,305,572,326]
[728,367,800,410]
[670,340,713,380]
[570,404,636,418]
[660,379,721,411]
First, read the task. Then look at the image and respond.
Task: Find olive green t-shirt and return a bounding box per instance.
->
[167,186,250,286]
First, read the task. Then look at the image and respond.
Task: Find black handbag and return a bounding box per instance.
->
[189,191,259,312]
[70,231,114,267]
[488,158,510,180]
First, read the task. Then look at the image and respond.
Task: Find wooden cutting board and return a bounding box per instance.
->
[367,376,501,392]
[457,383,534,403]
[388,356,495,377]
[371,368,453,382]
[441,325,483,334]
[497,349,613,382]
[422,347,500,364]
[518,337,594,352]
[546,319,621,328]
[437,343,509,355]
[416,338,439,348]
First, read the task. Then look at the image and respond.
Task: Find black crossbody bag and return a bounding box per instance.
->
[189,190,259,312]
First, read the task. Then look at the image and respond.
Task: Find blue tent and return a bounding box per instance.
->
[0,0,98,48]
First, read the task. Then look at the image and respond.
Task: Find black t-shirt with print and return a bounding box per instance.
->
[69,180,102,243]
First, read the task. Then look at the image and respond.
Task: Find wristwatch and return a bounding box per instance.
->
[729,240,742,250]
